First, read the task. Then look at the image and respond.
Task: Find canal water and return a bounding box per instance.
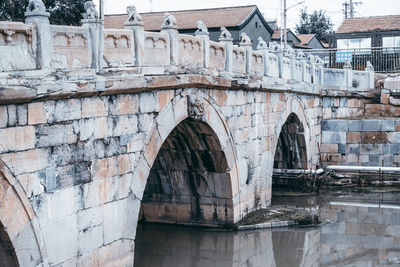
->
[134,189,400,266]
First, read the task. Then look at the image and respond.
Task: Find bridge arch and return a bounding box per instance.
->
[272,96,312,170]
[0,160,48,267]
[127,90,240,235]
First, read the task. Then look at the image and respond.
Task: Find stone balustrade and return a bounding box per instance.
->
[0,4,374,91]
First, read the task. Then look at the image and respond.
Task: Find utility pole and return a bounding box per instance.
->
[343,0,362,19]
[343,2,348,19]
[282,0,305,49]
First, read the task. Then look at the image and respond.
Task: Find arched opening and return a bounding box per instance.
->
[273,113,308,191]
[139,118,234,227]
[0,222,18,267]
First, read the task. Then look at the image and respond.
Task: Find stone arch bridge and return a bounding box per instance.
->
[0,3,374,266]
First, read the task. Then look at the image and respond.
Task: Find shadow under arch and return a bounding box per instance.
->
[0,160,48,267]
[270,97,313,191]
[128,90,241,233]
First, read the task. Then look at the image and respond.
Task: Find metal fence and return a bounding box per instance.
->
[307,47,400,73]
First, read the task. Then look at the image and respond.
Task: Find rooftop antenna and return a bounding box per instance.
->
[150,0,154,12]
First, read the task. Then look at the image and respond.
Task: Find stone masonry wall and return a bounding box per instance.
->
[0,84,321,266]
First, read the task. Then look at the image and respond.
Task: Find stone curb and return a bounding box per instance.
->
[237,220,296,231]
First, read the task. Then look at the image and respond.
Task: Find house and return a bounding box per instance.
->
[105,5,274,50]
[335,15,400,49]
[296,34,328,50]
[272,29,307,49]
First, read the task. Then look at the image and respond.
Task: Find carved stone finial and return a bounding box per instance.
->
[219,27,232,41]
[296,50,306,59]
[256,37,268,50]
[188,94,205,120]
[315,55,323,64]
[283,46,295,57]
[195,20,208,36]
[126,5,143,25]
[26,0,46,13]
[269,41,282,53]
[240,32,252,46]
[344,59,352,69]
[366,61,374,71]
[307,53,315,63]
[83,1,98,20]
[161,13,177,29]
[25,0,49,17]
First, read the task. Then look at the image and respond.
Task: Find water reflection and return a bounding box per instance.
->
[134,191,400,267]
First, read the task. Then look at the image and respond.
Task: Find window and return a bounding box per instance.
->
[383,36,400,47]
[255,21,259,28]
[337,38,371,54]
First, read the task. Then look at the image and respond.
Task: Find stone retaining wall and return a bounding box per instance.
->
[321,119,400,167]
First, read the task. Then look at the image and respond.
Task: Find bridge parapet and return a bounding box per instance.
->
[0,3,374,92]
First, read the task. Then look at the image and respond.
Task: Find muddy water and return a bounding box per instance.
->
[134,190,400,267]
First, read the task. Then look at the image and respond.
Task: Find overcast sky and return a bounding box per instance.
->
[99,0,400,30]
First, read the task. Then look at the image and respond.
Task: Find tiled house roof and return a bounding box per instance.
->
[105,5,262,31]
[337,15,400,34]
[296,34,315,45]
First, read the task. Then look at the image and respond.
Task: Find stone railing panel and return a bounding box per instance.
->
[324,69,346,87]
[178,34,203,67]
[251,51,264,76]
[104,29,135,66]
[232,46,246,74]
[209,41,225,70]
[293,59,303,82]
[281,56,291,80]
[51,25,90,69]
[266,53,279,78]
[144,31,170,66]
[304,62,312,83]
[352,70,370,89]
[0,22,36,71]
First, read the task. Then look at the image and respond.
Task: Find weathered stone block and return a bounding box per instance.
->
[322,120,348,132]
[348,121,362,132]
[78,224,103,255]
[7,105,17,127]
[41,215,78,265]
[320,144,338,153]
[0,106,7,128]
[92,156,119,180]
[110,115,138,137]
[0,126,36,153]
[139,92,157,113]
[16,172,44,198]
[36,124,77,147]
[322,131,346,144]
[381,120,395,131]
[338,144,346,155]
[28,102,46,125]
[363,120,380,132]
[348,144,360,154]
[388,132,400,144]
[82,97,109,118]
[369,154,379,163]
[361,132,388,144]
[54,99,81,122]
[360,144,381,154]
[346,132,361,143]
[0,148,50,175]
[110,94,139,116]
[17,104,27,126]
[80,117,108,141]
